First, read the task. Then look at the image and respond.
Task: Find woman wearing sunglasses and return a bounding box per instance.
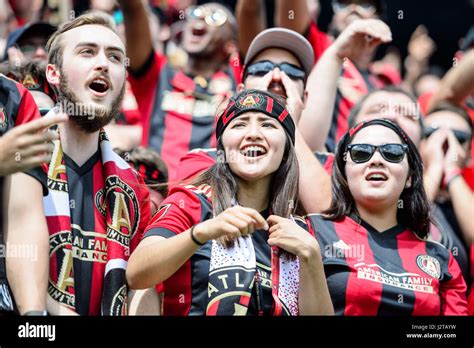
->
[126,89,333,316]
[307,118,468,315]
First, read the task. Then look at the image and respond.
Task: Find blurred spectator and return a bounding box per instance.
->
[412,66,444,98]
[263,0,398,152]
[2,21,56,64]
[115,146,169,215]
[0,60,55,111]
[119,0,238,180]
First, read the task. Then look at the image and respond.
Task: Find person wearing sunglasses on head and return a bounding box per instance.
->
[119,0,239,180]
[176,27,333,214]
[306,118,468,315]
[259,0,399,154]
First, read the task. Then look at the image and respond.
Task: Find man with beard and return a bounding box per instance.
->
[119,0,238,180]
[28,12,151,315]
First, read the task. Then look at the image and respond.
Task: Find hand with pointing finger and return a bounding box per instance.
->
[0,112,68,177]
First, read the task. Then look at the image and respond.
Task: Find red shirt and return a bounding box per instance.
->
[305,21,398,152]
[307,214,468,315]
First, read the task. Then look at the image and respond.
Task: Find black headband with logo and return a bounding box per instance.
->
[216,89,295,143]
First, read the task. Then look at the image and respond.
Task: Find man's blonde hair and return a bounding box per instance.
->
[46,11,116,68]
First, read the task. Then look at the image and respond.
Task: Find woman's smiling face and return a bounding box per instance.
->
[221,111,287,182]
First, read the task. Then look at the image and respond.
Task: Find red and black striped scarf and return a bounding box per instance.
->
[44,130,144,315]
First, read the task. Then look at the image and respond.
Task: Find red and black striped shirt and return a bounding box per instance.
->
[0,75,41,308]
[144,184,304,316]
[304,22,396,152]
[307,214,468,315]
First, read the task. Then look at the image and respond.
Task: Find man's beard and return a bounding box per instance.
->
[57,71,125,133]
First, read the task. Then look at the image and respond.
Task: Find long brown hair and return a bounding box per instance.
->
[191,131,302,245]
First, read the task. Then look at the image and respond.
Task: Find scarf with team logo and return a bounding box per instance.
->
[43,130,143,315]
[206,237,300,316]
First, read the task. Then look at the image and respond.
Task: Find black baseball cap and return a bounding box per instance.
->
[2,22,57,61]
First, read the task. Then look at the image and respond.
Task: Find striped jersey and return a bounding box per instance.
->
[144,184,304,315]
[306,214,468,315]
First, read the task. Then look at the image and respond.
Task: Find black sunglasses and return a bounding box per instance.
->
[245,60,306,81]
[424,126,471,145]
[346,143,408,163]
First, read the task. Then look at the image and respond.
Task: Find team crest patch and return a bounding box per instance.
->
[416,255,441,279]
[22,74,40,90]
[236,93,264,109]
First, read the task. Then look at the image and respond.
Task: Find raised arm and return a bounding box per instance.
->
[428,50,474,110]
[118,0,154,71]
[275,0,312,35]
[3,173,49,315]
[236,0,266,56]
[298,19,392,152]
[278,71,332,213]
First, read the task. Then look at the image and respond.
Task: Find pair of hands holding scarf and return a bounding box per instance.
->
[193,206,321,261]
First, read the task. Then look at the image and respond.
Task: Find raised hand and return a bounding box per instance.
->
[331,19,392,61]
[0,112,68,176]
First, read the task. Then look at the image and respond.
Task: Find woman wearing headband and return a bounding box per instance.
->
[126,89,333,316]
[307,118,468,315]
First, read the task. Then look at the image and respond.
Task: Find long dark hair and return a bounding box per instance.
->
[323,119,431,238]
[192,129,302,245]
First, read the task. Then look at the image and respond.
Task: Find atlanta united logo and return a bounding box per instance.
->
[416,255,441,279]
[21,74,40,90]
[102,175,140,247]
[94,188,106,216]
[236,93,264,109]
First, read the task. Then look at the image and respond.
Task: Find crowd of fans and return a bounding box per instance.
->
[0,0,472,316]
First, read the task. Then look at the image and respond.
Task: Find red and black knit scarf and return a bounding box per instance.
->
[44,130,143,315]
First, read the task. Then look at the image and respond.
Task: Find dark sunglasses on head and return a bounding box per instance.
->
[424,126,471,145]
[245,60,306,81]
[346,143,408,163]
[185,5,227,26]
